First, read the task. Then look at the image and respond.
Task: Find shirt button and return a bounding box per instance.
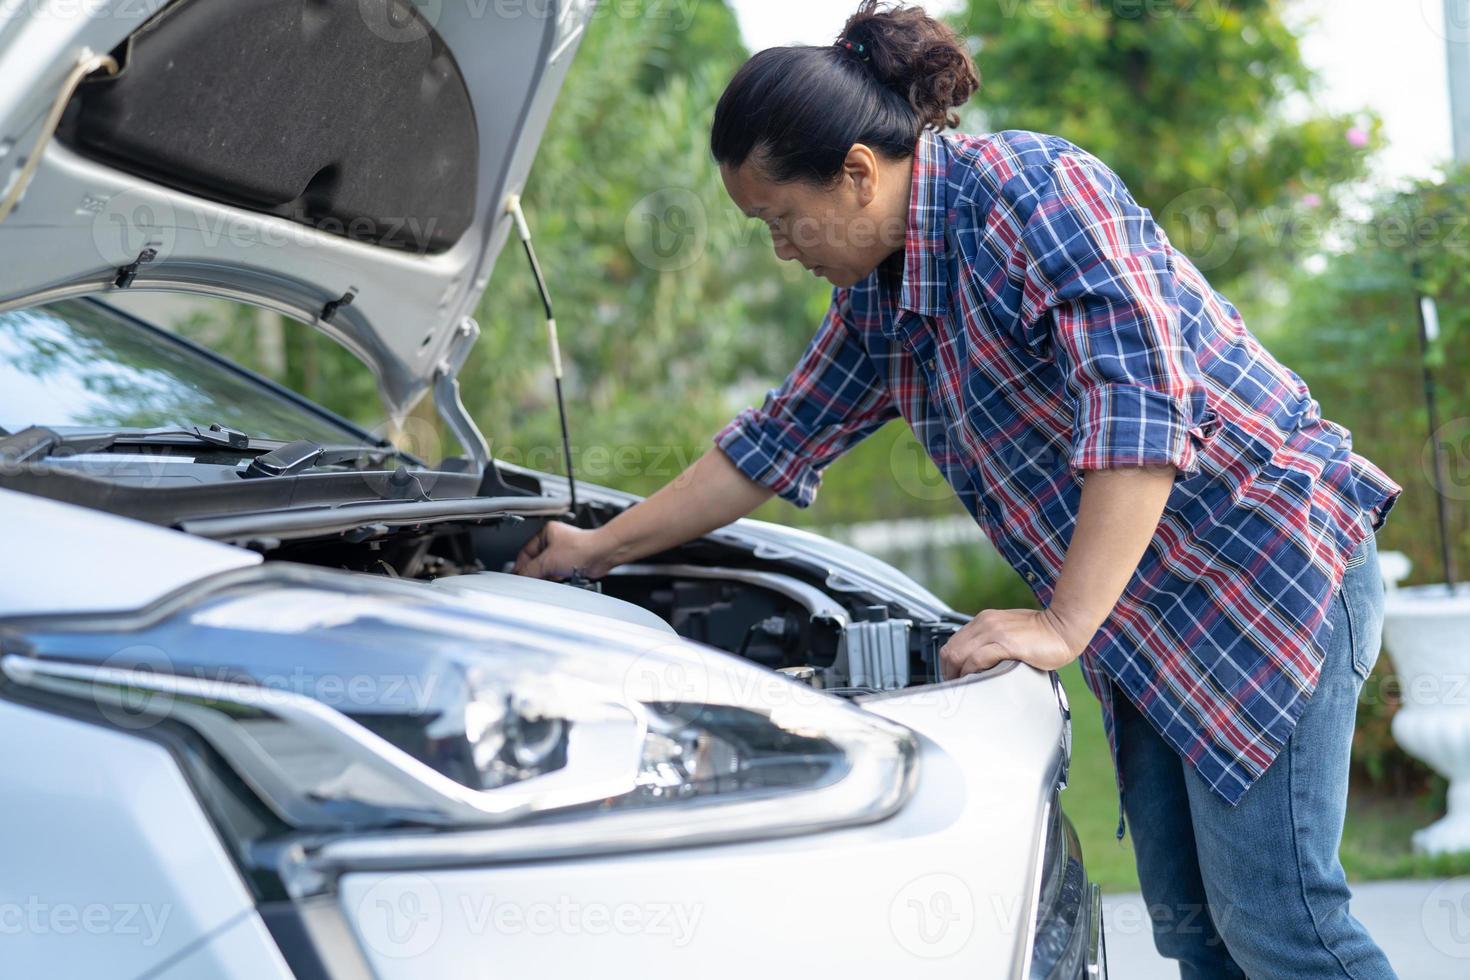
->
[926,358,936,372]
[1025,571,1038,583]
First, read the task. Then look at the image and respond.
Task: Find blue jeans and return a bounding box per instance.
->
[1112,532,1398,979]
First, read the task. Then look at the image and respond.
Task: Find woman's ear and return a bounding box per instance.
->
[842,143,881,207]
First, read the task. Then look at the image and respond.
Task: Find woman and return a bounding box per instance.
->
[516,2,1402,976]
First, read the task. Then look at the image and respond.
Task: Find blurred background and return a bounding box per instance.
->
[156,0,1470,891]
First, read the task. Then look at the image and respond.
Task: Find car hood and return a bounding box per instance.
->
[0,0,595,420]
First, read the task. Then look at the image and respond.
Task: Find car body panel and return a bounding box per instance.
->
[0,697,291,978]
[0,0,594,417]
[0,486,260,617]
[336,668,1060,979]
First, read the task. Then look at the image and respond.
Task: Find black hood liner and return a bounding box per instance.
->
[59,0,479,255]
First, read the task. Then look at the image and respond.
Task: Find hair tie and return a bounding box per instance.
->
[836,37,869,61]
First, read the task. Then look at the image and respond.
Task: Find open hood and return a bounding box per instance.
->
[0,0,596,458]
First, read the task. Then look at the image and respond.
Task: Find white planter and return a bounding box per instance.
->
[1381,581,1470,856]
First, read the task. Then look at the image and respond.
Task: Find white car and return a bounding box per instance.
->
[0,1,1105,977]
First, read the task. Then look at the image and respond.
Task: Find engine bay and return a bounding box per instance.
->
[251,504,963,696]
[1,439,965,694]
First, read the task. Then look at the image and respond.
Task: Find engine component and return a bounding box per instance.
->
[838,606,912,691]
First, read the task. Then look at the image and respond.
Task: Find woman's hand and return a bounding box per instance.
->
[512,522,614,581]
[938,607,1089,679]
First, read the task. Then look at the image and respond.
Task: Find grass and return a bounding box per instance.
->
[1055,663,1470,895]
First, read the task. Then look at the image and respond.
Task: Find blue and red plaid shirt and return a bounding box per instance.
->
[714,128,1401,822]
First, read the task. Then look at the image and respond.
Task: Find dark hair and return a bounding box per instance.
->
[710,1,980,184]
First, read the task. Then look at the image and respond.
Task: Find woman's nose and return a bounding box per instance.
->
[772,237,801,263]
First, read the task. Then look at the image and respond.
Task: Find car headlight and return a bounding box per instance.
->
[0,567,917,867]
[1026,789,1106,979]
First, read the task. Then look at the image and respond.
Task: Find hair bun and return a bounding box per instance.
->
[838,1,980,130]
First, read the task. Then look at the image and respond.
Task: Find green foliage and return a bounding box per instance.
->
[1255,167,1470,803]
[1262,166,1470,590]
[953,0,1380,295]
[174,297,382,430]
[460,2,827,487]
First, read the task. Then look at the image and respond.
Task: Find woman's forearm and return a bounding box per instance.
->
[1045,466,1177,655]
[596,448,774,568]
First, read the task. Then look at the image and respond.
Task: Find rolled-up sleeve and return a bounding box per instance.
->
[1017,154,1216,478]
[714,288,899,507]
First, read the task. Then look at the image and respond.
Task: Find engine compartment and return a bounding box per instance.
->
[235,492,962,695]
[4,443,964,694]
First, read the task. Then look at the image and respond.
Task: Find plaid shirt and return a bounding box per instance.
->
[714,128,1401,823]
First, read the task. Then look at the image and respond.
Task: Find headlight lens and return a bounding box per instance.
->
[1027,791,1099,979]
[2,570,916,864]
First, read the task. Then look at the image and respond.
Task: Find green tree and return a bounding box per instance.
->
[1264,168,1470,589]
[954,0,1380,294]
[460,1,831,495]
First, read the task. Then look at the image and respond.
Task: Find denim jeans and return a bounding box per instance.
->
[1112,531,1398,979]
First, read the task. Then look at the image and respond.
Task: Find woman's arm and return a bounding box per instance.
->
[939,465,1175,679]
[513,447,772,580]
[517,286,896,581]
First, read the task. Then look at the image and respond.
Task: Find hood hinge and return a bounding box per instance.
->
[432,316,490,473]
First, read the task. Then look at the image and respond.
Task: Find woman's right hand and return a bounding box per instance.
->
[511,448,772,583]
[512,522,615,581]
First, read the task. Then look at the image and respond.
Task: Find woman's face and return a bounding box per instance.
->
[720,144,911,289]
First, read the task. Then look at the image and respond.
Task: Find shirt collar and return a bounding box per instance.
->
[898,129,953,317]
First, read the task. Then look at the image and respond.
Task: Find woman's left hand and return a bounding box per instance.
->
[939,608,1088,679]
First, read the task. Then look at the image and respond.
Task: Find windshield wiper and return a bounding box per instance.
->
[0,424,391,468]
[1,424,277,467]
[0,426,62,466]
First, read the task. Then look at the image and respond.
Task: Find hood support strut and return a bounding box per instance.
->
[506,193,579,514]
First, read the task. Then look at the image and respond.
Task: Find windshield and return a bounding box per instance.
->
[0,301,369,445]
